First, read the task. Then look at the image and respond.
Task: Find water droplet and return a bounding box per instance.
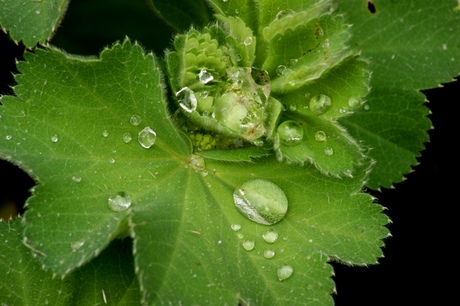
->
[315,131,326,142]
[242,240,255,251]
[108,192,132,212]
[289,104,297,111]
[277,121,304,146]
[276,65,287,75]
[262,229,279,243]
[348,97,360,108]
[176,87,198,113]
[138,126,157,149]
[324,147,334,156]
[122,132,132,143]
[233,179,288,225]
[244,36,253,46]
[264,249,275,259]
[363,104,370,111]
[189,154,205,171]
[237,233,244,239]
[72,176,82,183]
[102,130,109,137]
[290,58,298,66]
[51,134,59,143]
[309,94,332,115]
[198,69,214,84]
[35,10,41,14]
[339,107,348,114]
[5,135,12,140]
[231,224,241,231]
[277,265,294,281]
[130,115,142,126]
[70,240,85,252]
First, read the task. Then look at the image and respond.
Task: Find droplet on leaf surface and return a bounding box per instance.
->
[130,115,142,126]
[198,69,214,84]
[138,126,157,149]
[108,192,132,212]
[277,121,303,146]
[176,87,198,113]
[315,131,326,142]
[71,240,85,252]
[233,179,288,225]
[242,240,255,251]
[277,265,294,281]
[264,249,275,259]
[309,94,332,115]
[51,134,59,143]
[262,229,279,243]
[122,132,132,143]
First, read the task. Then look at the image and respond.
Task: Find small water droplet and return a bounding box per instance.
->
[72,176,82,183]
[198,69,214,84]
[264,249,275,259]
[348,97,361,108]
[276,65,287,75]
[309,94,332,115]
[109,158,116,164]
[102,130,109,137]
[6,135,12,140]
[315,131,326,142]
[138,126,157,149]
[70,240,85,252]
[290,58,298,66]
[122,132,132,143]
[324,147,334,156]
[108,192,132,212]
[51,134,59,142]
[176,87,198,113]
[339,107,348,114]
[363,104,370,111]
[130,115,142,126]
[242,240,255,251]
[244,36,253,46]
[262,229,279,243]
[231,224,241,231]
[277,265,294,281]
[289,104,297,111]
[35,10,41,14]
[233,179,288,225]
[277,121,304,146]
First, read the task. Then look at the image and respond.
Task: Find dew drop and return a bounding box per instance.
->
[242,240,255,251]
[5,135,12,140]
[198,69,214,84]
[108,192,132,212]
[72,176,82,183]
[70,240,85,252]
[102,130,109,137]
[324,147,334,156]
[277,265,294,281]
[231,224,241,231]
[233,179,288,225]
[309,94,332,115]
[176,87,198,113]
[288,104,297,111]
[363,104,370,111]
[277,121,304,146]
[138,126,157,149]
[315,131,326,142]
[276,65,287,75]
[264,249,275,259]
[51,134,59,143]
[122,132,132,143]
[244,36,253,46]
[348,97,361,108]
[262,229,279,243]
[130,115,142,126]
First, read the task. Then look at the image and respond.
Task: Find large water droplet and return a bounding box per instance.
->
[242,240,255,251]
[130,115,142,126]
[315,131,326,142]
[277,265,294,281]
[51,134,59,143]
[264,249,275,259]
[138,126,157,149]
[233,179,288,225]
[108,192,132,212]
[71,240,85,252]
[198,69,214,84]
[309,94,332,115]
[176,87,198,113]
[262,229,279,243]
[277,121,304,146]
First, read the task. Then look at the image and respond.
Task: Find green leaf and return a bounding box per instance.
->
[335,0,460,188]
[0,218,139,305]
[206,0,260,34]
[0,40,189,275]
[131,157,389,304]
[149,0,213,32]
[0,0,70,47]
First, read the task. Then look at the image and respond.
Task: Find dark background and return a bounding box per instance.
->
[0,2,457,304]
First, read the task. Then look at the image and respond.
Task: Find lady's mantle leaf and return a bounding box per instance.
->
[0,0,70,47]
[0,40,189,275]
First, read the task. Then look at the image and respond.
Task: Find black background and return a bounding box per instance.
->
[1,7,458,305]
